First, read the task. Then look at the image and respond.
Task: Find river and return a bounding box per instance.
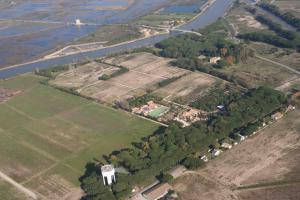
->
[0,0,234,79]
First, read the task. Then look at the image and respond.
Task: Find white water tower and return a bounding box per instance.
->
[75,19,82,26]
[101,165,116,186]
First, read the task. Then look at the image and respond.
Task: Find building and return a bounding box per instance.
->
[101,165,116,186]
[201,155,208,162]
[209,56,221,64]
[75,19,82,25]
[221,142,232,149]
[211,149,222,157]
[142,183,172,200]
[271,112,283,121]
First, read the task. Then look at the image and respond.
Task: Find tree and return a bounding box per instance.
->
[157,172,173,183]
[182,157,205,170]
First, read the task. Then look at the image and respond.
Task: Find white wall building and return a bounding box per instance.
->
[101,165,116,186]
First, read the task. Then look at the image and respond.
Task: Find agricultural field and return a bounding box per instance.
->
[52,52,218,105]
[218,56,296,88]
[0,179,33,200]
[155,72,217,103]
[249,42,300,71]
[172,108,300,200]
[0,74,160,199]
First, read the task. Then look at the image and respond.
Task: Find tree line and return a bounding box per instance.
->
[259,2,300,31]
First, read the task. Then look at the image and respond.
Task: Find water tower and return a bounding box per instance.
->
[75,19,82,26]
[101,165,116,186]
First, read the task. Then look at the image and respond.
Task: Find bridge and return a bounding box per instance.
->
[139,25,202,36]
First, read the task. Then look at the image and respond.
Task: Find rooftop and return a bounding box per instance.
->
[142,183,172,200]
[101,164,114,172]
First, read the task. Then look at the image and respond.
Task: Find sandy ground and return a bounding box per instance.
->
[53,53,192,104]
[173,109,300,200]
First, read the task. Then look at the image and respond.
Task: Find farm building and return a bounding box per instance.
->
[209,56,221,64]
[271,112,283,121]
[142,183,172,200]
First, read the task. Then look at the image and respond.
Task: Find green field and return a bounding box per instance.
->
[0,74,160,199]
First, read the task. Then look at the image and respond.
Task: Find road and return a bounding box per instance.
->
[0,171,38,200]
[0,0,235,79]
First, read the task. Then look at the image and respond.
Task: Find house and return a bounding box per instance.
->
[221,142,232,149]
[211,149,222,157]
[142,183,172,200]
[210,56,221,64]
[271,112,283,121]
[237,134,246,141]
[201,155,208,162]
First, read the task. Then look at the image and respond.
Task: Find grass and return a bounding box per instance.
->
[0,74,160,198]
[0,179,29,200]
[148,106,169,118]
[218,57,295,88]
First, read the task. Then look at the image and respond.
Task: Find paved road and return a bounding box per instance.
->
[0,171,38,200]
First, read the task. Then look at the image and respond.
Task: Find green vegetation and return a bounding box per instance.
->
[259,2,300,31]
[255,14,298,40]
[80,86,286,200]
[128,93,163,107]
[154,20,253,86]
[238,32,296,48]
[134,13,194,27]
[182,157,205,170]
[210,87,286,136]
[190,84,242,111]
[35,64,70,78]
[156,29,241,61]
[157,75,184,88]
[99,66,129,80]
[0,75,159,197]
[157,172,173,183]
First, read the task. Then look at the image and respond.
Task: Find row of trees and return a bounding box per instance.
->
[255,14,298,40]
[259,2,300,31]
[80,86,286,200]
[238,32,295,49]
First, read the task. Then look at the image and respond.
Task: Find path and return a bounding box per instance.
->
[0,171,38,200]
[255,54,300,75]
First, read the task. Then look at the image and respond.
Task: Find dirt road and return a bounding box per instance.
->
[0,171,38,200]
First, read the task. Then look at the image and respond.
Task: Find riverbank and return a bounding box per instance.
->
[0,0,234,79]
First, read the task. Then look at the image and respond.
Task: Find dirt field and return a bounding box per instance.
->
[51,61,119,89]
[52,53,201,104]
[52,53,218,104]
[173,109,300,200]
[155,72,217,102]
